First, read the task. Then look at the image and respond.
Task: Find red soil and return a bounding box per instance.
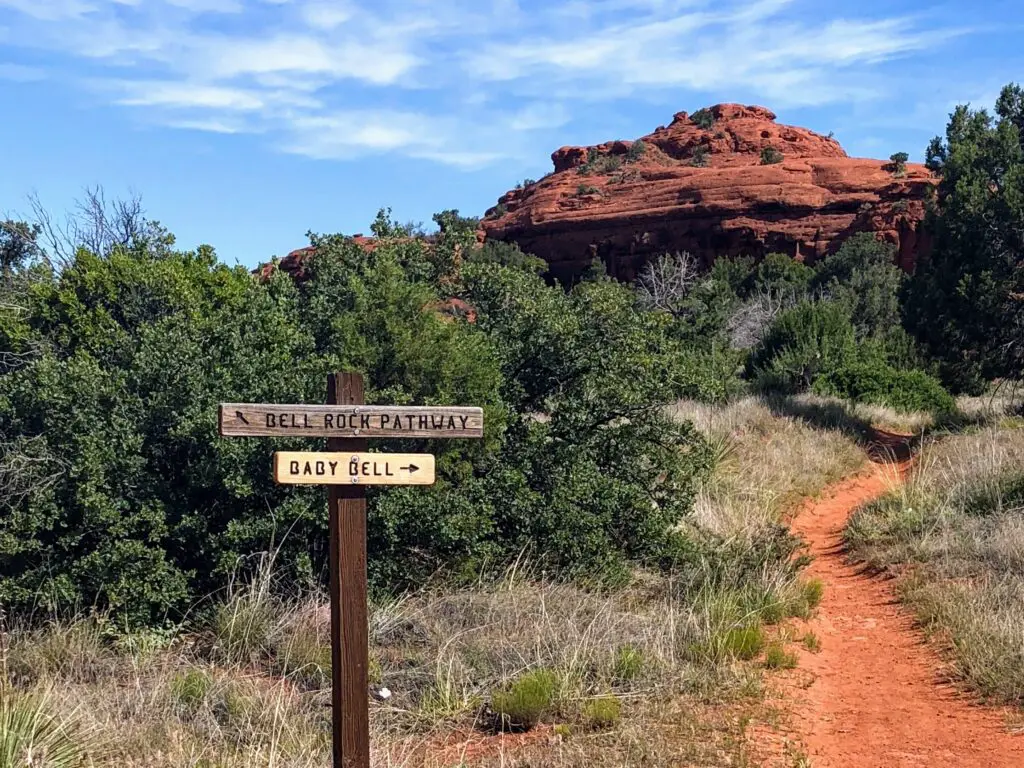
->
[775,451,1024,767]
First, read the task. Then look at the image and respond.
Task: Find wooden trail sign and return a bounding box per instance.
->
[218,375,482,768]
[219,403,483,438]
[273,452,435,485]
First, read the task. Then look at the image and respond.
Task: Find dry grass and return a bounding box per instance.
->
[0,397,869,767]
[846,421,1024,705]
[670,396,865,519]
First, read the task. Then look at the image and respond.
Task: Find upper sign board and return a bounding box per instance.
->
[219,404,483,439]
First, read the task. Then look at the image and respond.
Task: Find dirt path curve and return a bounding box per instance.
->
[776,437,1024,768]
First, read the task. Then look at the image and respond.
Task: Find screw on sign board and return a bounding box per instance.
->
[218,374,482,768]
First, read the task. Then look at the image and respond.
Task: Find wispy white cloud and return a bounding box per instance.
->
[0,62,44,81]
[0,0,977,167]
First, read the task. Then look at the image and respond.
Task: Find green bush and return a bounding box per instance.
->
[748,301,856,393]
[625,140,647,163]
[0,208,714,625]
[691,108,714,130]
[691,146,709,167]
[760,147,784,165]
[889,151,909,176]
[813,359,955,414]
[491,669,560,730]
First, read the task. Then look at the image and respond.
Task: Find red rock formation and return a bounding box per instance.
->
[481,104,934,282]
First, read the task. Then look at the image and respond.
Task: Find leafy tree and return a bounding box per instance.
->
[812,233,904,343]
[905,83,1024,391]
[691,146,709,167]
[889,151,909,177]
[747,301,856,392]
[747,253,813,298]
[0,209,719,623]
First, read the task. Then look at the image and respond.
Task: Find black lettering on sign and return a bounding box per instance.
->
[304,414,312,429]
[360,414,370,429]
[459,415,469,429]
[380,414,391,428]
[386,462,394,476]
[315,461,326,475]
[418,415,429,430]
[431,415,444,429]
[324,413,334,428]
[267,414,277,428]
[391,417,403,430]
[328,461,338,475]
[290,460,299,474]
[349,459,359,476]
[446,415,457,429]
[280,413,289,428]
[303,462,313,476]
[361,462,371,475]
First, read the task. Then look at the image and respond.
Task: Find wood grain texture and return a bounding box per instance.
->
[272,452,435,485]
[219,403,483,438]
[327,374,370,768]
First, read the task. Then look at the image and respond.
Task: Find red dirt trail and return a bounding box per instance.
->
[777,437,1024,767]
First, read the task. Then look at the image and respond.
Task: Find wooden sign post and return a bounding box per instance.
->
[218,373,483,768]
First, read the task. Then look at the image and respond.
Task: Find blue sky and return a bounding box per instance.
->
[0,0,1021,268]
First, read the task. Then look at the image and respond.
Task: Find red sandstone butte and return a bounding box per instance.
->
[481,104,934,283]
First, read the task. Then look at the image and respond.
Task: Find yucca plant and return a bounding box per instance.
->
[0,689,99,767]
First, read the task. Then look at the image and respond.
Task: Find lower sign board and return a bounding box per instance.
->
[273,452,435,486]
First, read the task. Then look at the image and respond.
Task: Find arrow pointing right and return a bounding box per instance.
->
[401,464,419,473]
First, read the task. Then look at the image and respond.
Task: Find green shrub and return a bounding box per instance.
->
[691,108,714,130]
[625,140,647,163]
[577,150,623,175]
[0,207,713,625]
[581,695,622,729]
[889,151,909,176]
[812,359,955,414]
[691,146,710,167]
[491,669,560,730]
[576,184,599,196]
[760,147,784,165]
[764,642,797,669]
[748,301,856,393]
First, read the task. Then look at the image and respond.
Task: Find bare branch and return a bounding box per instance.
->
[727,286,801,350]
[636,252,700,316]
[0,434,67,512]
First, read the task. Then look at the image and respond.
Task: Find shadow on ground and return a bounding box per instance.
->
[760,395,920,463]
